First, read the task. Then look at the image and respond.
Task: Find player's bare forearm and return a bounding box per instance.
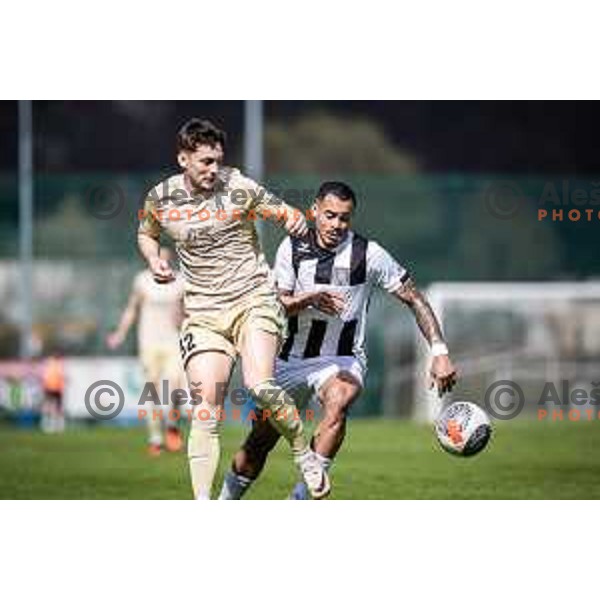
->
[278,290,318,316]
[116,305,136,337]
[137,232,175,283]
[394,277,458,395]
[278,289,345,317]
[394,277,445,346]
[137,232,160,268]
[107,295,138,348]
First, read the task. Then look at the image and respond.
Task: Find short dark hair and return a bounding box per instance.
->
[316,181,356,206]
[177,118,226,153]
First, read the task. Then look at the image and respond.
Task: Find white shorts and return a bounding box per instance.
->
[275,356,365,407]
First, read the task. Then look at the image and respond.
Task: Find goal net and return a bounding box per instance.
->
[412,282,600,422]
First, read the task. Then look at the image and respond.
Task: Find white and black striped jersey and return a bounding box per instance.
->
[275,230,409,366]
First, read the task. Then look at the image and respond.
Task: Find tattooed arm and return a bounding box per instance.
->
[393,277,458,396]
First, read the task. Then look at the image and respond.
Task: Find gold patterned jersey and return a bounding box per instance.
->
[138,168,293,313]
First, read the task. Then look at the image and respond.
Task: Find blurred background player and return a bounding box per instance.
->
[106,247,185,455]
[219,181,458,499]
[137,118,330,499]
[40,350,65,433]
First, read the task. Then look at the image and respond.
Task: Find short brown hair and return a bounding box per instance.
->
[177,118,226,153]
[317,181,357,206]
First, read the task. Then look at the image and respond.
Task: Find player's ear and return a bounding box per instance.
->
[177,151,188,170]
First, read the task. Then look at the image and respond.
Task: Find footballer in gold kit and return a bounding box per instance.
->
[137,118,329,499]
[107,247,185,455]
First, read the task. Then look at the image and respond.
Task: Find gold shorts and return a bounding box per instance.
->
[140,344,182,383]
[179,292,286,367]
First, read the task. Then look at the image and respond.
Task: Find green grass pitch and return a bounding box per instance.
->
[1,418,599,499]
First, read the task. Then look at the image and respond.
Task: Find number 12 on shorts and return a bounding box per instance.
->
[180,332,197,363]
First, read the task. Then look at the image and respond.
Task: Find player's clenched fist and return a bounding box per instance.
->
[149,255,175,283]
[429,355,458,398]
[313,291,346,316]
[284,210,308,238]
[106,331,124,350]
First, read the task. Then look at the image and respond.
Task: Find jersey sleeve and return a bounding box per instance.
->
[232,169,286,217]
[367,241,409,293]
[138,193,162,239]
[274,237,296,292]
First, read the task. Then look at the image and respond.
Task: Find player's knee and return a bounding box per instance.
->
[323,386,356,418]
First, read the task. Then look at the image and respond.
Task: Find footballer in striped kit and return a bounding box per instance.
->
[219,181,459,500]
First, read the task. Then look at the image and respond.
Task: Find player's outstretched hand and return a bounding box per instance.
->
[106,332,123,350]
[150,256,175,284]
[429,355,458,398]
[285,210,308,238]
[314,291,346,316]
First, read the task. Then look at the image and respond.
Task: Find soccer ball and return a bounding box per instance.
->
[434,401,492,457]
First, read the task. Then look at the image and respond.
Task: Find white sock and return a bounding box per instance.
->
[218,471,253,500]
[149,433,162,447]
[188,408,220,500]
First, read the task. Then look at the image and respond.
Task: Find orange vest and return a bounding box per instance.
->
[43,357,65,393]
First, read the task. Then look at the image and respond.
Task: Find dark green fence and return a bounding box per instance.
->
[1,171,598,416]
